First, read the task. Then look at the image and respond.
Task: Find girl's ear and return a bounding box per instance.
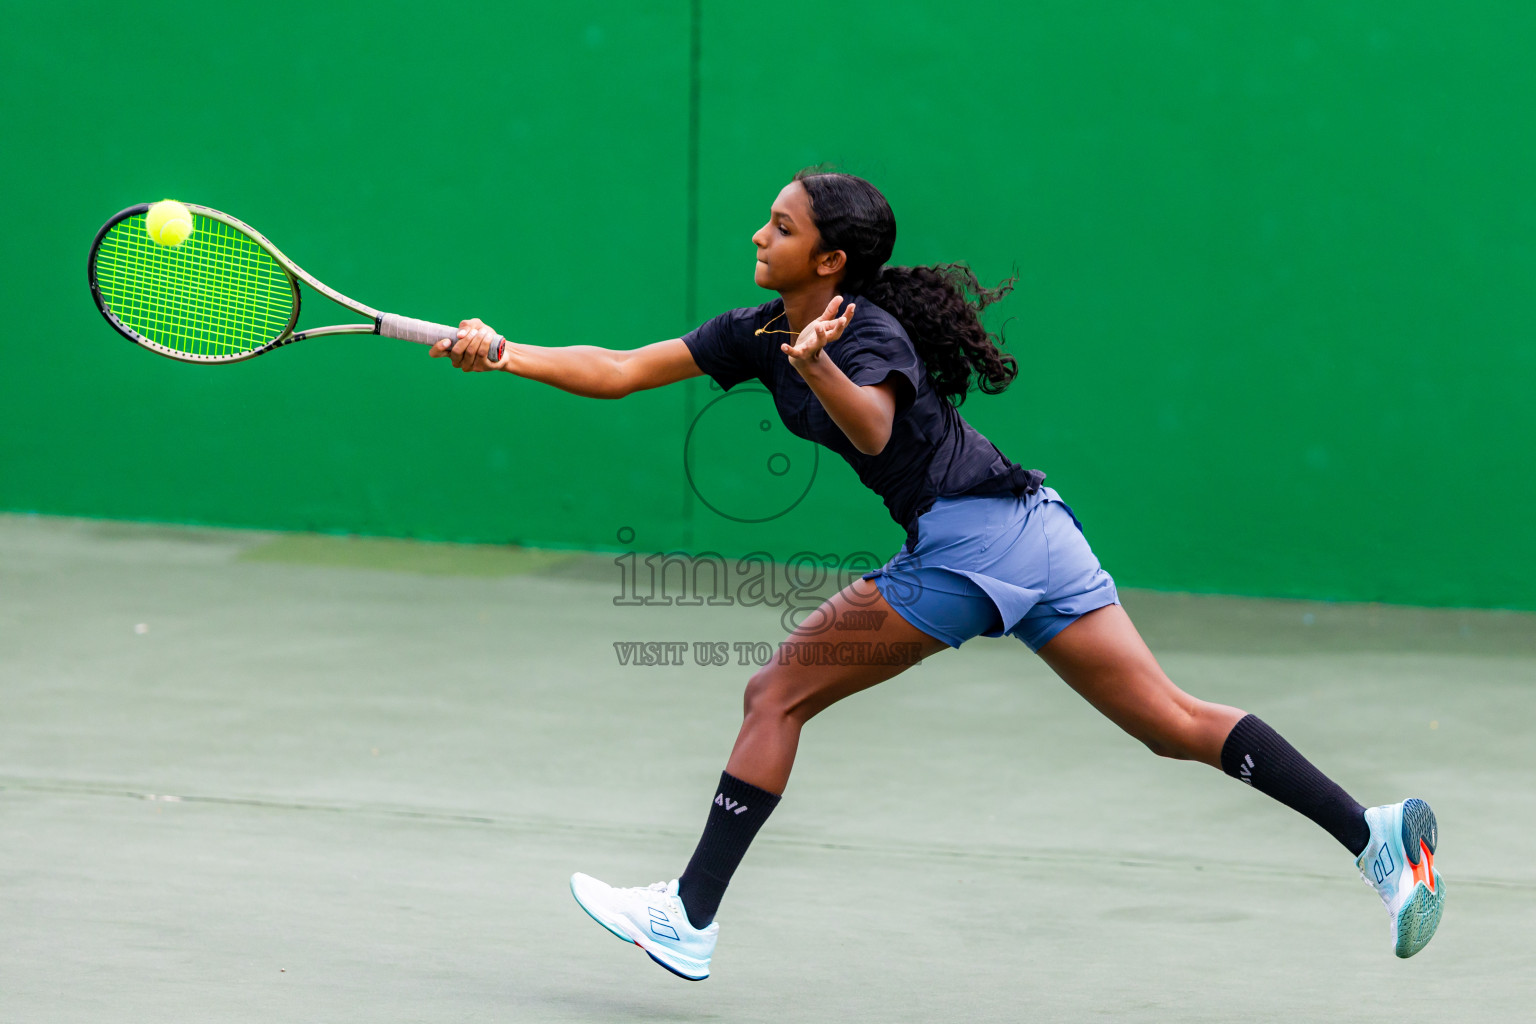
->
[816,249,847,278]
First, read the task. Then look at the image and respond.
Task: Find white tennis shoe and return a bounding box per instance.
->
[569,874,717,980]
[1355,798,1445,957]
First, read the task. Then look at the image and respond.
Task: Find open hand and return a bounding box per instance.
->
[780,296,856,369]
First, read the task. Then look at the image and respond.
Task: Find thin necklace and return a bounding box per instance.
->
[753,308,799,337]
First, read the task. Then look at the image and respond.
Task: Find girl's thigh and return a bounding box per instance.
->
[753,578,951,720]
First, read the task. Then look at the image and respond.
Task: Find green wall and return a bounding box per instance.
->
[3,2,1533,609]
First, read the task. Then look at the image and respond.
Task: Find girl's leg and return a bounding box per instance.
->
[678,578,948,927]
[1034,602,1244,765]
[725,578,950,793]
[1035,603,1369,854]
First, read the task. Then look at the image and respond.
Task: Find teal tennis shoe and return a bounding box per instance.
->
[569,874,718,980]
[1355,798,1444,958]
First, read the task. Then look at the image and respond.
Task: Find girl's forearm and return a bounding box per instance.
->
[795,358,892,455]
[501,343,629,399]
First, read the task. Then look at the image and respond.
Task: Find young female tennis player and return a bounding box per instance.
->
[432,170,1444,978]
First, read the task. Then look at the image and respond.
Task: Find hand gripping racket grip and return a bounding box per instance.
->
[380,313,505,362]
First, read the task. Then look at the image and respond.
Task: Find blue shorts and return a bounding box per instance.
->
[862,487,1119,651]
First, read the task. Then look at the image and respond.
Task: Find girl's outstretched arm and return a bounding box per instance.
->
[432,318,703,399]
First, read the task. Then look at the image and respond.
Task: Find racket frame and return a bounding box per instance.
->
[88,203,493,364]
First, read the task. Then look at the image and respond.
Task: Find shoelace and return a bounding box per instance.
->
[640,881,687,918]
[614,880,677,908]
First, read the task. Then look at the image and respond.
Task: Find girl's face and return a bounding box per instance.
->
[751,181,843,292]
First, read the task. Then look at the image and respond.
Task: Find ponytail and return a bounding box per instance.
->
[794,169,1019,405]
[863,263,1018,406]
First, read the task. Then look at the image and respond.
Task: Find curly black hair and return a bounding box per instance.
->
[793,169,1018,405]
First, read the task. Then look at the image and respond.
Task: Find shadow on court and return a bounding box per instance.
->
[2,515,1531,1023]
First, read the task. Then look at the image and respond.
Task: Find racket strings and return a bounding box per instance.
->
[94,213,295,357]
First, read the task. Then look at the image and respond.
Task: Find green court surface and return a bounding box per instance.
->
[2,514,1531,1023]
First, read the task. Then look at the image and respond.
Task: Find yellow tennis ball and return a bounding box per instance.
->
[145,200,194,247]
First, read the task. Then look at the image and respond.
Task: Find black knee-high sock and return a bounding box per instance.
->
[676,771,780,929]
[1220,714,1370,856]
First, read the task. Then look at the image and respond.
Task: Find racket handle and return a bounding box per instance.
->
[380,313,505,362]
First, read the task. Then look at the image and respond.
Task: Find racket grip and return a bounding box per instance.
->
[380,314,505,361]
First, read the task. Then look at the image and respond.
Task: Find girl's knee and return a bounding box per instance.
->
[1133,696,1209,760]
[1137,734,1181,759]
[741,665,826,726]
[742,666,792,721]
[1136,698,1237,761]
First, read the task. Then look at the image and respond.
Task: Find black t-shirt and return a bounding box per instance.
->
[682,297,1044,545]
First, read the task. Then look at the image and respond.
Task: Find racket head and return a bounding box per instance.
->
[88,203,302,363]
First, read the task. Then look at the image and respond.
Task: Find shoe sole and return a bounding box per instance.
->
[568,878,709,981]
[1394,798,1445,959]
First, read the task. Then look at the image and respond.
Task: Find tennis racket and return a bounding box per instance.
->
[87,202,504,364]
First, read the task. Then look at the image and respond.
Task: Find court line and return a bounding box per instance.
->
[3,774,1529,893]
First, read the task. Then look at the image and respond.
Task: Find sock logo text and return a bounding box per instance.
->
[714,793,748,815]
